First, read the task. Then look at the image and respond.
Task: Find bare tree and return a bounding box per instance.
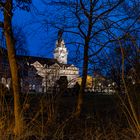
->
[45,0,125,116]
[0,26,29,55]
[13,26,29,56]
[0,0,31,136]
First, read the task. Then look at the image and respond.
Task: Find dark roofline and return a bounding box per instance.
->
[16,55,56,61]
[0,47,77,68]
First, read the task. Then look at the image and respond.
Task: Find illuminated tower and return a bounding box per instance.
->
[54,30,68,64]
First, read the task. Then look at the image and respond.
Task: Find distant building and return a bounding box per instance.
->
[0,34,79,93]
[77,73,116,94]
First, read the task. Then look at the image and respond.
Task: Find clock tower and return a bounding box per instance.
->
[54,30,68,64]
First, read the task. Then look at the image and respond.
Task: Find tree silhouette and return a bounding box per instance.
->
[0,0,31,136]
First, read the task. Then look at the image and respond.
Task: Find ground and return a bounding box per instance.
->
[1,91,140,139]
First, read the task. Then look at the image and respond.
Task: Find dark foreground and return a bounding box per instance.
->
[1,92,140,140]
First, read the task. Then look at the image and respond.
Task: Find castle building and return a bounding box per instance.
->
[30,38,79,92]
[0,33,79,93]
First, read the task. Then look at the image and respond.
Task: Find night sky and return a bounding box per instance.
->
[7,0,82,68]
[12,0,55,57]
[4,0,85,75]
[1,0,138,75]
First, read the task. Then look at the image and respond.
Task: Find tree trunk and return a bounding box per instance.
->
[75,0,93,116]
[75,42,89,116]
[4,0,23,136]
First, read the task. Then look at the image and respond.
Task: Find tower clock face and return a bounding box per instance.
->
[60,50,65,54]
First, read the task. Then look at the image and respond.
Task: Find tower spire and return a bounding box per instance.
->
[57,29,64,47]
[58,29,63,43]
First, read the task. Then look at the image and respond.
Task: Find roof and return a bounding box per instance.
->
[0,47,77,68]
[16,55,58,66]
[57,63,72,68]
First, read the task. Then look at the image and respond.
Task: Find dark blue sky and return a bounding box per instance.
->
[1,0,139,75]
[11,0,84,68]
[0,0,83,74]
[12,0,55,58]
[11,0,81,66]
